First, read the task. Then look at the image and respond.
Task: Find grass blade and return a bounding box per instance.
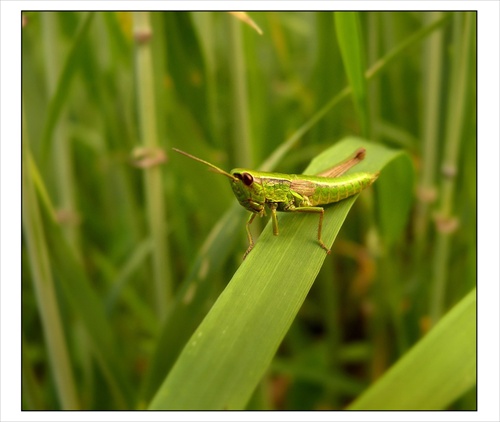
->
[23,111,80,410]
[348,287,476,410]
[335,12,369,137]
[40,13,94,159]
[149,137,409,410]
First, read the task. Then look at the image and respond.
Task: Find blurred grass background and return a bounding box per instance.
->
[21,11,476,410]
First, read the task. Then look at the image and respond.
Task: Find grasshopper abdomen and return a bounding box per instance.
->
[307,172,378,206]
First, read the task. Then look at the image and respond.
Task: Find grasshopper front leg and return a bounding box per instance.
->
[243,213,257,259]
[244,204,280,259]
[290,206,330,254]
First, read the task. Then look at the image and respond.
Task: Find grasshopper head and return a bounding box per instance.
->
[172,149,266,215]
[230,169,266,214]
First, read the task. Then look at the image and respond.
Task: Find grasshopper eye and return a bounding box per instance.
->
[234,172,254,186]
[241,172,253,186]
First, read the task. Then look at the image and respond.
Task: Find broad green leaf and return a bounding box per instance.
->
[141,203,245,403]
[148,137,410,410]
[348,288,476,410]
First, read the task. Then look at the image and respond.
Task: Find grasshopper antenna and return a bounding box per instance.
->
[172,148,238,181]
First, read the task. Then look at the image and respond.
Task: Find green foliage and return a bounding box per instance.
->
[22,11,476,411]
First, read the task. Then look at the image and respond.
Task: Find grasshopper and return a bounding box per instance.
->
[173,147,379,259]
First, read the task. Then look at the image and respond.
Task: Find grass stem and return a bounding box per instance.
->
[133,12,174,318]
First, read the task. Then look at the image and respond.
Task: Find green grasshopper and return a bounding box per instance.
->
[173,147,379,259]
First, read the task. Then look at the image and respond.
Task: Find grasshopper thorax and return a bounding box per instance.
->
[230,169,266,214]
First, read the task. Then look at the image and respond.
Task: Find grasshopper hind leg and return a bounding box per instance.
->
[289,206,331,254]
